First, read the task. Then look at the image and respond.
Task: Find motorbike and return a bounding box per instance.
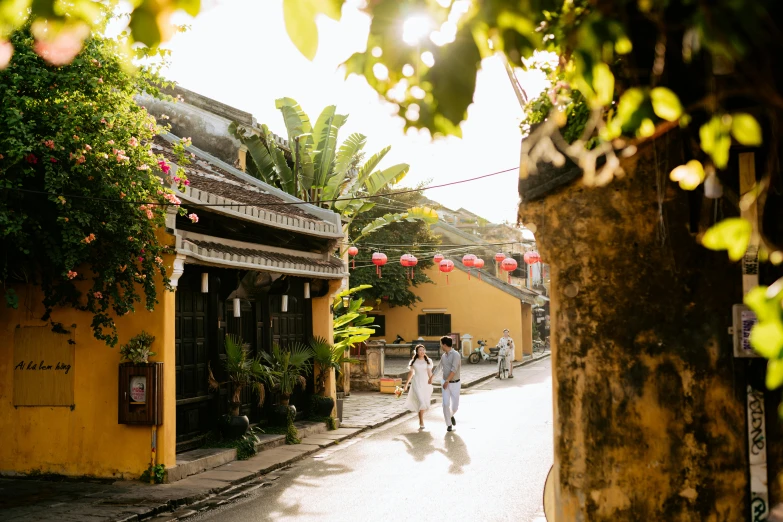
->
[468,339,503,364]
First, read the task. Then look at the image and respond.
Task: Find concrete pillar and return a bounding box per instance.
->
[311,279,344,415]
[520,303,533,358]
[366,340,386,379]
[519,137,747,521]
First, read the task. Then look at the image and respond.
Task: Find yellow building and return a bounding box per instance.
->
[0,131,346,480]
[368,259,543,358]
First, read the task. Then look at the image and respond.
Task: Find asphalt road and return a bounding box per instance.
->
[194,358,553,522]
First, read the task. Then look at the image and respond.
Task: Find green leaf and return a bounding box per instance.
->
[592,63,614,107]
[751,321,783,359]
[650,87,682,122]
[313,0,342,20]
[363,163,409,195]
[669,160,705,191]
[699,116,731,169]
[731,113,762,146]
[175,0,201,17]
[276,97,313,146]
[768,358,783,390]
[701,217,752,261]
[283,0,319,60]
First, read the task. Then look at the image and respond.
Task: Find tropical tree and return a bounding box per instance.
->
[228,98,437,245]
[349,187,440,308]
[207,335,274,417]
[309,336,359,395]
[332,285,377,352]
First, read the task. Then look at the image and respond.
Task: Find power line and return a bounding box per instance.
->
[1,167,519,208]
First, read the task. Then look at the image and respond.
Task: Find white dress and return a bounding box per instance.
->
[404,359,434,412]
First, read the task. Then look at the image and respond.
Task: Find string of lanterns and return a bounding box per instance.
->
[346,245,542,285]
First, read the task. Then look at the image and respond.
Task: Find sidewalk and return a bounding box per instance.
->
[0,352,550,522]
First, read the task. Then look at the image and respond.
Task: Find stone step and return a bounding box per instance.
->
[166,420,336,484]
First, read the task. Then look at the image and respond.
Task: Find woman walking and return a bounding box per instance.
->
[403,344,434,429]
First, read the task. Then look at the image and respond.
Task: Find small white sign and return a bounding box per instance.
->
[130,376,147,402]
[733,304,759,358]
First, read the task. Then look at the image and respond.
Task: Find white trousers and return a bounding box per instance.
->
[442,381,461,427]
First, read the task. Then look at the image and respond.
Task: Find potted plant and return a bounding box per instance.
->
[310,336,359,417]
[208,335,274,439]
[120,331,156,364]
[261,343,312,436]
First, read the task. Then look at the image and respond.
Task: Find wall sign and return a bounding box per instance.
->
[13,326,75,407]
[733,304,759,358]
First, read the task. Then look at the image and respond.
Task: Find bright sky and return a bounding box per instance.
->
[138,0,548,224]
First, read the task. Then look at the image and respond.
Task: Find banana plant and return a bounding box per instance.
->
[229,98,435,246]
[332,285,377,352]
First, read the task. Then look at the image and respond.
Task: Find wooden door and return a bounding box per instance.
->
[175,271,214,450]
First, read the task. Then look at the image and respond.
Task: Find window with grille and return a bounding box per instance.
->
[417,313,452,336]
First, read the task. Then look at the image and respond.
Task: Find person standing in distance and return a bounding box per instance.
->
[499,328,515,379]
[430,335,461,432]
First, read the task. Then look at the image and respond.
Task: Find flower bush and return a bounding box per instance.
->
[0,27,191,346]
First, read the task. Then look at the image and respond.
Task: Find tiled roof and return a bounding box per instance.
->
[152,136,342,238]
[179,238,345,279]
[449,257,544,305]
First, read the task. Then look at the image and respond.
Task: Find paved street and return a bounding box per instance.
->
[193,358,553,522]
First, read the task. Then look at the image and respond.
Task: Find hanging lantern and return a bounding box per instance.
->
[372,252,388,278]
[433,253,444,264]
[462,254,477,280]
[400,254,415,279]
[474,258,485,280]
[348,246,359,269]
[524,251,541,265]
[501,258,518,283]
[439,259,455,285]
[494,252,506,263]
[304,282,310,299]
[233,297,241,318]
[201,273,209,293]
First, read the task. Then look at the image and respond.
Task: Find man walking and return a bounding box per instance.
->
[431,335,461,432]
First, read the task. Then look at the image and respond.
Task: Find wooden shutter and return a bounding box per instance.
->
[418,315,426,336]
[443,314,452,335]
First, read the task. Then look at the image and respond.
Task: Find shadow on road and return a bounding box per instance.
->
[395,431,440,463]
[442,431,471,475]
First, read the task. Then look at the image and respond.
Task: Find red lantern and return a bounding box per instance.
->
[400,254,417,279]
[474,258,485,280]
[501,257,518,283]
[523,251,541,265]
[494,252,506,263]
[433,253,444,264]
[348,246,359,269]
[439,259,454,285]
[462,254,477,280]
[372,252,387,278]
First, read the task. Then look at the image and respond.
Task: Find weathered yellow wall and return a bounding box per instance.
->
[0,273,176,479]
[370,265,527,360]
[311,279,344,414]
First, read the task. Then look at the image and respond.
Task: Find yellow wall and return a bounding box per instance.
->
[371,265,531,359]
[311,279,344,414]
[0,271,176,479]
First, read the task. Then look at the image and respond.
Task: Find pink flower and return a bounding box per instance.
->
[25,153,37,164]
[85,144,92,151]
[107,140,114,145]
[138,257,144,263]
[100,118,107,124]
[155,256,163,264]
[163,193,181,206]
[93,291,103,299]
[44,139,55,149]
[188,213,199,223]
[32,24,88,66]
[184,179,190,186]
[0,39,12,69]
[82,233,96,244]
[73,135,79,141]
[67,270,78,280]
[128,137,138,147]
[173,176,181,183]
[137,164,150,171]
[97,77,103,84]
[76,155,85,164]
[50,157,57,163]
[158,160,170,175]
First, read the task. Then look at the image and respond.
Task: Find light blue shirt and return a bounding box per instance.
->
[439,349,461,381]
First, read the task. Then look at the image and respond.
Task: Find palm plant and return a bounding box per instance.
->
[310,336,360,395]
[229,98,437,245]
[208,334,274,417]
[260,343,313,407]
[332,285,377,352]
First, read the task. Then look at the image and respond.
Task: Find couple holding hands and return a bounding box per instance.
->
[402,336,461,431]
